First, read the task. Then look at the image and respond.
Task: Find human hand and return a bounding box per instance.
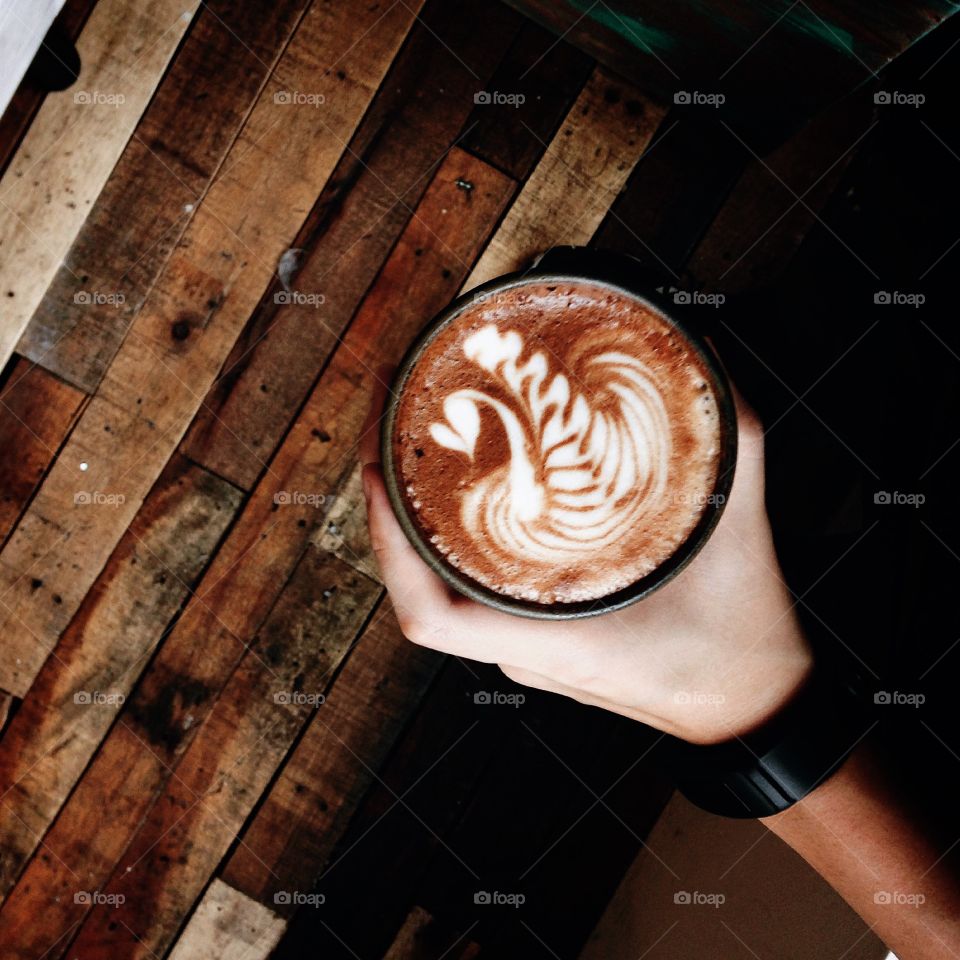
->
[361,364,812,744]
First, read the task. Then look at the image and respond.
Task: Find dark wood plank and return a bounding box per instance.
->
[0,358,86,545]
[180,0,524,492]
[459,18,594,180]
[16,0,315,392]
[0,455,242,901]
[219,599,443,907]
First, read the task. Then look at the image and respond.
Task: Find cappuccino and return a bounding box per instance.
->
[391,280,723,605]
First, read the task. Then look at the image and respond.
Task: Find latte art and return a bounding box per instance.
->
[392,280,723,604]
[429,325,671,564]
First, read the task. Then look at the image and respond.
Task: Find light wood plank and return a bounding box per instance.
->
[0,0,199,369]
[166,880,285,960]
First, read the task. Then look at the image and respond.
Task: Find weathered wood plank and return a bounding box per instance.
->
[0,547,379,960]
[459,19,594,180]
[60,549,380,960]
[0,456,241,902]
[0,358,85,544]
[180,0,523,492]
[0,0,424,697]
[15,0,319,393]
[464,67,665,290]
[0,0,199,371]
[167,880,285,960]
[220,599,442,906]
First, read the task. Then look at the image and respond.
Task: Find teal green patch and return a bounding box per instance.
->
[568,0,678,53]
[785,6,857,57]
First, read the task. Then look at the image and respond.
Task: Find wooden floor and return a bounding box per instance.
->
[1,1,955,958]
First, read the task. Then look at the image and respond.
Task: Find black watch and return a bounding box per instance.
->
[655,670,874,818]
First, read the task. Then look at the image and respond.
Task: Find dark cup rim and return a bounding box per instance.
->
[381,260,738,620]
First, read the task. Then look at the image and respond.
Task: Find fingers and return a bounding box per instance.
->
[359,365,396,466]
[362,461,453,638]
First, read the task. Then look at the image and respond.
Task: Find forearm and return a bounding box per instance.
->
[763,739,960,959]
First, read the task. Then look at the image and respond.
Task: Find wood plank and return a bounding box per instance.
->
[180,0,524,491]
[687,93,873,293]
[273,657,515,959]
[592,113,747,276]
[15,0,320,393]
[0,0,97,178]
[0,0,425,697]
[383,906,481,960]
[0,0,199,371]
[0,358,86,544]
[459,19,594,180]
[463,67,665,290]
[61,549,380,960]
[0,547,379,960]
[167,880,285,960]
[220,600,443,906]
[0,455,242,902]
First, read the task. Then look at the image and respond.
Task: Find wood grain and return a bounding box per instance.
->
[0,0,424,697]
[15,0,316,393]
[0,456,241,902]
[464,67,665,290]
[0,0,199,371]
[180,0,523,492]
[166,880,285,960]
[0,358,85,545]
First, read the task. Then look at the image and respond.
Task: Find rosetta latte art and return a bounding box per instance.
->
[427,324,671,564]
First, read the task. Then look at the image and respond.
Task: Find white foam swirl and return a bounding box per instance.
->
[428,324,671,564]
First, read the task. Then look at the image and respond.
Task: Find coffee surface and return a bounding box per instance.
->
[392,280,723,604]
